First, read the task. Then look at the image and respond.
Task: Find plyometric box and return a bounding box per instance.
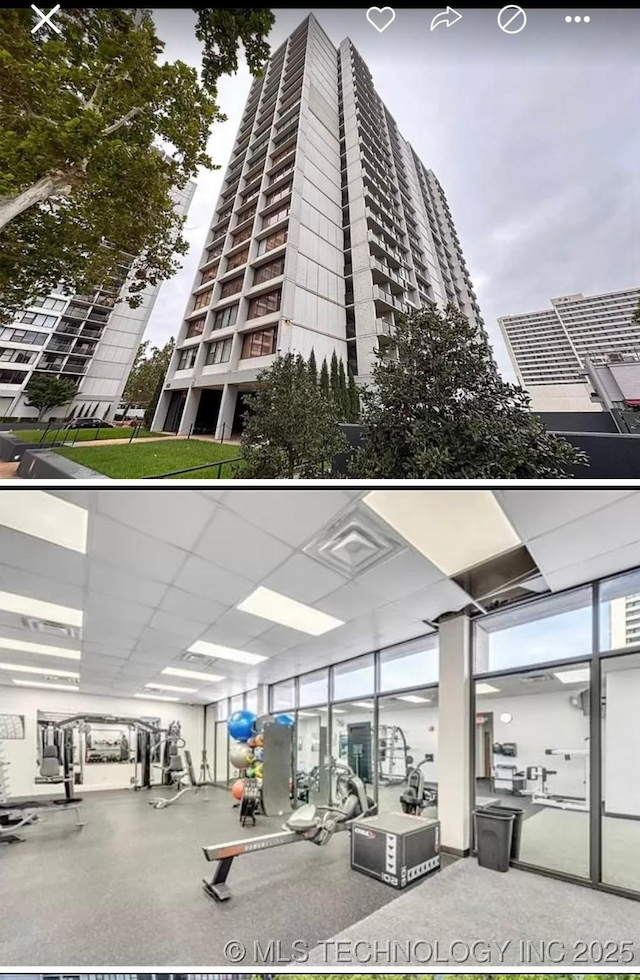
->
[350,812,440,889]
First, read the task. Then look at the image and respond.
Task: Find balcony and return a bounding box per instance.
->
[373,285,410,315]
[368,230,405,266]
[371,258,408,293]
[375,317,395,337]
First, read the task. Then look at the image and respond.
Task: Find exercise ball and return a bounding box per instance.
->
[254,762,263,778]
[255,733,264,748]
[276,713,295,727]
[229,741,253,770]
[231,779,245,801]
[246,766,256,778]
[228,709,257,742]
[247,737,257,748]
[254,747,264,762]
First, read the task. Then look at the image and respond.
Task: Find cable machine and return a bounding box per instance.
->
[378,724,411,785]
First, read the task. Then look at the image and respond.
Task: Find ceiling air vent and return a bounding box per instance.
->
[180,651,218,667]
[303,508,406,577]
[43,675,80,685]
[21,616,81,640]
[519,673,552,684]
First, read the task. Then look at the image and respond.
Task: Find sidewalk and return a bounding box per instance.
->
[0,461,20,479]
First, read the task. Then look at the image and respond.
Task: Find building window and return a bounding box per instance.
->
[265,183,292,207]
[241,327,277,359]
[232,230,252,248]
[0,368,30,384]
[298,668,328,707]
[379,636,439,691]
[227,248,249,271]
[33,296,67,311]
[19,311,57,328]
[213,304,239,330]
[263,205,290,229]
[0,347,38,364]
[272,146,295,168]
[219,276,244,300]
[271,678,295,712]
[247,289,281,320]
[253,256,285,286]
[269,162,295,184]
[333,653,375,700]
[193,289,213,311]
[186,317,206,339]
[207,244,224,262]
[201,264,219,284]
[257,227,287,256]
[205,337,232,365]
[177,347,197,370]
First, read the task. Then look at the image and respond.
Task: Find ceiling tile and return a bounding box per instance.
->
[221,489,358,547]
[89,515,188,585]
[198,607,273,646]
[193,508,293,580]
[390,576,470,622]
[254,623,312,652]
[261,553,347,604]
[87,561,168,608]
[528,493,640,576]
[316,580,385,622]
[545,538,640,592]
[159,586,228,627]
[172,554,254,605]
[356,548,443,601]
[0,528,86,587]
[497,489,636,542]
[147,609,206,643]
[133,627,185,655]
[0,564,84,610]
[95,489,218,551]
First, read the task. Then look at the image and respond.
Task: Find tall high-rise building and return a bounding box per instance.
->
[0,180,194,423]
[154,13,484,438]
[610,594,640,650]
[499,287,640,414]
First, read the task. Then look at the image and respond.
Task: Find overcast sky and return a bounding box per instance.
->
[146,7,640,380]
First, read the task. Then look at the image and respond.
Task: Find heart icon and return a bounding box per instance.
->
[366,6,396,33]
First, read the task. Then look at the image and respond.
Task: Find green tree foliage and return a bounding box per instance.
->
[319,356,330,401]
[337,357,349,420]
[240,352,347,479]
[348,367,360,422]
[123,337,175,410]
[308,347,318,387]
[0,7,274,320]
[352,304,587,479]
[24,373,77,421]
[330,349,340,408]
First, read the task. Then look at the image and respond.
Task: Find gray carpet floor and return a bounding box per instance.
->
[307,857,640,966]
[0,787,447,966]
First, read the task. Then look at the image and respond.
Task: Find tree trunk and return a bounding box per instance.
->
[0,172,75,232]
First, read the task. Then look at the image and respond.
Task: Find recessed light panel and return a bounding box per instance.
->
[0,637,81,660]
[0,491,88,553]
[188,640,267,666]
[237,586,344,636]
[13,679,79,691]
[0,590,83,628]
[162,666,224,683]
[554,668,590,685]
[0,662,79,679]
[135,692,180,703]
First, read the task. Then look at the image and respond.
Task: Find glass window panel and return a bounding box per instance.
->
[298,668,328,707]
[245,688,258,714]
[601,651,640,893]
[216,699,229,721]
[296,708,330,805]
[378,688,438,816]
[333,653,374,700]
[271,678,295,711]
[230,694,243,712]
[474,587,592,674]
[474,663,590,880]
[379,635,439,691]
[599,567,640,651]
[330,701,374,796]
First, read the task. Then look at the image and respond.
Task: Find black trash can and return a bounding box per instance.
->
[481,804,524,860]
[473,808,514,872]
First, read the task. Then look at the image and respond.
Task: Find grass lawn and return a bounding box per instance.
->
[54,439,243,479]
[15,426,159,443]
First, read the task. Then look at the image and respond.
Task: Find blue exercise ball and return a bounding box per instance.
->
[275,713,295,727]
[228,709,257,742]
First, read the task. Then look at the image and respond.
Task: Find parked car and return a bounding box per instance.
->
[64,417,116,429]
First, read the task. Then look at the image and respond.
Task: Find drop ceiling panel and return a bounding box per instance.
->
[315,580,389,622]
[0,527,86,587]
[254,623,314,653]
[355,548,444,602]
[496,489,636,542]
[198,606,273,645]
[172,554,254,605]
[0,564,84,610]
[261,553,347,604]
[89,515,188,585]
[390,576,470,622]
[132,628,186,655]
[528,494,640,576]
[95,489,218,551]
[545,539,640,592]
[146,609,208,644]
[193,508,293,580]
[87,561,168,608]
[220,489,358,547]
[159,586,228,627]
[83,640,137,658]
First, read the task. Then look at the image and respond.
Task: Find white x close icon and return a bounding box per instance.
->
[30,4,62,35]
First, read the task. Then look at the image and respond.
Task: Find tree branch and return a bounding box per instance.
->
[101,106,143,136]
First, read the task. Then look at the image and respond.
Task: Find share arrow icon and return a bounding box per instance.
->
[430,6,463,31]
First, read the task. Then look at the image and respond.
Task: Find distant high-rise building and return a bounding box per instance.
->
[0,180,195,423]
[499,287,640,414]
[610,594,640,650]
[154,13,484,438]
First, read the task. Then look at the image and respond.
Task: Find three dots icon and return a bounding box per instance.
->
[565,14,591,23]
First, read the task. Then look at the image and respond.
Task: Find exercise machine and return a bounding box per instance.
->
[528,744,589,812]
[399,756,438,814]
[492,764,526,796]
[149,722,209,809]
[378,725,411,785]
[202,759,377,901]
[239,777,261,826]
[1,714,85,844]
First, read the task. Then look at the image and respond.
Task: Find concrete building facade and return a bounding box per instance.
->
[154,13,483,438]
[499,287,640,414]
[0,181,194,423]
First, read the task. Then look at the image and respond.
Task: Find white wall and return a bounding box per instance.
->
[604,666,640,817]
[0,685,204,798]
[478,690,589,798]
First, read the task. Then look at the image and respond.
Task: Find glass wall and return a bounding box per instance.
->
[295,707,330,805]
[299,668,328,707]
[271,677,295,712]
[331,700,375,799]
[333,653,374,700]
[379,636,438,691]
[378,687,438,815]
[475,663,591,879]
